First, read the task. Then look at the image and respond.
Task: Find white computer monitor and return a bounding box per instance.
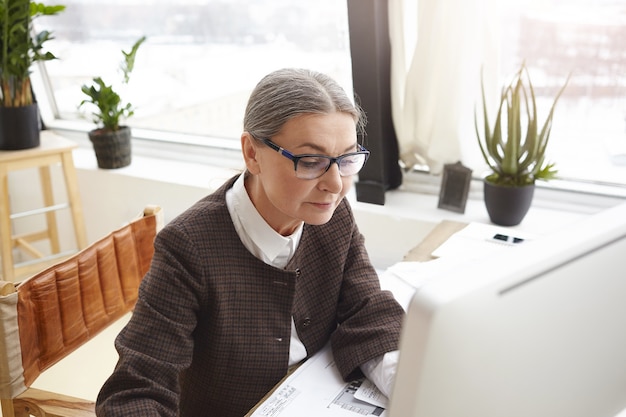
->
[389,202,626,417]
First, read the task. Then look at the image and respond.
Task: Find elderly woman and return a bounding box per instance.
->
[96,68,405,417]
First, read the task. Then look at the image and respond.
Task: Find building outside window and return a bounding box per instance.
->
[500,0,626,188]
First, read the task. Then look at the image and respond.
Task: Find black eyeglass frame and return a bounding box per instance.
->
[255,136,370,180]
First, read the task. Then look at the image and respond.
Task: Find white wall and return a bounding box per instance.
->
[71,157,441,270]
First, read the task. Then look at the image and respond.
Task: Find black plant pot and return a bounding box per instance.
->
[0,104,41,150]
[483,180,535,226]
[88,126,132,169]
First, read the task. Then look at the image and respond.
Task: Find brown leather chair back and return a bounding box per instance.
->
[0,206,162,417]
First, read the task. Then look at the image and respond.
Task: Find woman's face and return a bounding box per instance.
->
[242,112,359,236]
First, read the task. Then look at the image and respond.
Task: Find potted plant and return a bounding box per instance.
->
[79,36,145,169]
[475,63,569,226]
[0,0,65,150]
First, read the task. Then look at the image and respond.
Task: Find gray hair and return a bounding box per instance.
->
[243,68,366,142]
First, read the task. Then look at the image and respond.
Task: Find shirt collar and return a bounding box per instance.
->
[227,173,303,267]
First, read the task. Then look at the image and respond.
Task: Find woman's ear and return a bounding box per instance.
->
[241,132,261,174]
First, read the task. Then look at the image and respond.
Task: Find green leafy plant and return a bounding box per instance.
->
[79,36,146,132]
[0,0,65,107]
[475,63,570,186]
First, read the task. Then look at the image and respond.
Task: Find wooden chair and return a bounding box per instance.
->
[0,206,163,417]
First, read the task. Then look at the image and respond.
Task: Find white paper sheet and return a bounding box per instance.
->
[250,344,388,417]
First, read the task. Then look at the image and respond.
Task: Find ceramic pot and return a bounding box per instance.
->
[88,126,132,169]
[0,104,41,150]
[483,180,535,226]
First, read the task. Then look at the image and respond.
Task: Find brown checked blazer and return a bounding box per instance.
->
[96,175,405,417]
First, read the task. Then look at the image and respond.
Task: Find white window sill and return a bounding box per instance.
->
[72,146,242,191]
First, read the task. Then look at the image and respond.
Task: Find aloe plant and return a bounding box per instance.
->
[475,63,569,186]
[0,0,65,107]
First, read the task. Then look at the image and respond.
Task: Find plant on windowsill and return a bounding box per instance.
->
[79,36,145,169]
[0,0,65,150]
[475,62,569,226]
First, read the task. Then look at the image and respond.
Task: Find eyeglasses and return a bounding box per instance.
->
[256,136,370,180]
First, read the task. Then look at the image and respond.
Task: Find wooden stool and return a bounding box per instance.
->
[0,131,88,282]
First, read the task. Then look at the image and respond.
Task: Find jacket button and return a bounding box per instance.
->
[302,318,311,327]
[295,268,302,277]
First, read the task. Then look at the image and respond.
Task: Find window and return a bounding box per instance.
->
[500,0,626,187]
[34,0,625,191]
[36,0,353,142]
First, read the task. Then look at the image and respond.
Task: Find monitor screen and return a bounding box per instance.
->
[389,202,626,417]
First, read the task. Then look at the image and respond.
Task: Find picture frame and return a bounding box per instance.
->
[438,161,472,213]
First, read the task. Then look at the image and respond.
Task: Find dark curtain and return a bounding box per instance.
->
[348,0,402,205]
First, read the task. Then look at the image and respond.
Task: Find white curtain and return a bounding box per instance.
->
[389,0,500,175]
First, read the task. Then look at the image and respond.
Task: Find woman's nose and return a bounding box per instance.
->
[318,162,343,193]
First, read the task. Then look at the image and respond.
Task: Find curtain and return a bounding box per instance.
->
[389,0,500,175]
